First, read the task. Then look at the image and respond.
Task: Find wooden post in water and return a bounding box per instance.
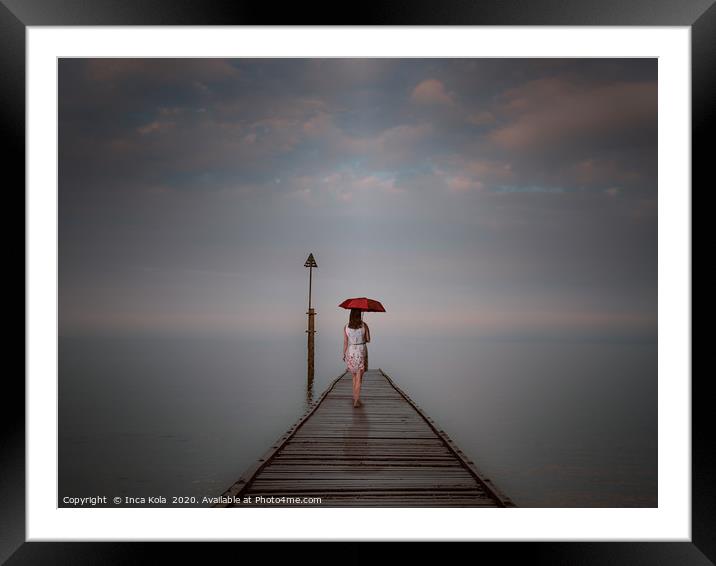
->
[304,253,318,385]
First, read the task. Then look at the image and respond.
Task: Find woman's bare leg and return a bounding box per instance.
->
[354,368,364,403]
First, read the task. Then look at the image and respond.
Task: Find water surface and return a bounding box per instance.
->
[59,333,656,507]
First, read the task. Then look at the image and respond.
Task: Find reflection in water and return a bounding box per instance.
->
[305,374,315,408]
[343,401,371,460]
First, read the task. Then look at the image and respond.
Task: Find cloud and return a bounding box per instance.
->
[59,59,657,204]
[429,156,515,194]
[488,78,657,153]
[136,120,176,135]
[84,58,242,87]
[561,157,642,189]
[410,79,455,106]
[466,111,496,126]
[284,169,405,206]
[446,176,485,193]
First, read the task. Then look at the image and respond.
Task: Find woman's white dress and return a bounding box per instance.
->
[344,323,368,373]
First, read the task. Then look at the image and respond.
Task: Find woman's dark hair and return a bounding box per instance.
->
[347,308,363,329]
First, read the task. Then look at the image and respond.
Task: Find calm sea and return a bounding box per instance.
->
[59,333,656,507]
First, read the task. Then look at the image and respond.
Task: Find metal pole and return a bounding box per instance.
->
[304,254,317,386]
[308,266,312,309]
[307,307,315,382]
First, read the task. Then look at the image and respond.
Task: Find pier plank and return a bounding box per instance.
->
[214,369,516,507]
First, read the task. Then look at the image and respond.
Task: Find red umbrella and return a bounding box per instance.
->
[339,297,386,312]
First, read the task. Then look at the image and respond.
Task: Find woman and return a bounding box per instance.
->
[343,308,370,408]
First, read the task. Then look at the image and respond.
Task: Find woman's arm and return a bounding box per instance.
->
[364,322,371,343]
[343,326,348,359]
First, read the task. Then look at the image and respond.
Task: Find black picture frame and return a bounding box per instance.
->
[6,0,705,563]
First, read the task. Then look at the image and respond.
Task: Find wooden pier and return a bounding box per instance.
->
[213,369,516,507]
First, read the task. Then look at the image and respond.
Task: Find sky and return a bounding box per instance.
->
[58,58,657,342]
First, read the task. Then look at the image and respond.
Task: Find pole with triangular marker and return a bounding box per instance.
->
[304,253,318,384]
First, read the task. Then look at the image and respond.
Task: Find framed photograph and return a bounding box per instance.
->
[8,0,704,562]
